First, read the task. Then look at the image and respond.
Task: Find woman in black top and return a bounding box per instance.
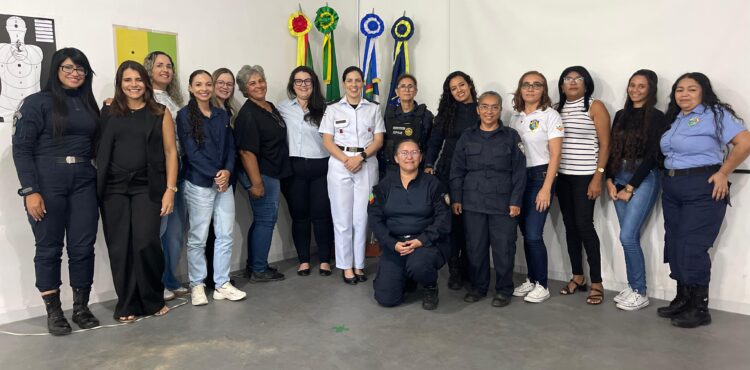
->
[369,139,451,310]
[424,71,478,290]
[605,69,667,311]
[97,60,178,322]
[12,48,101,335]
[234,65,292,282]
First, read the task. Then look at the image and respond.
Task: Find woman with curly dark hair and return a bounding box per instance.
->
[97,60,178,322]
[658,72,750,328]
[604,69,667,311]
[178,70,246,306]
[424,71,478,290]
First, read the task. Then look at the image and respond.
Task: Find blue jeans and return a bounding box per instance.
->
[613,169,660,294]
[519,164,554,287]
[183,180,235,288]
[239,172,281,272]
[159,180,187,291]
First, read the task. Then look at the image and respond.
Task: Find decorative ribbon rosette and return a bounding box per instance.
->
[360,13,384,101]
[387,15,415,105]
[315,6,340,101]
[289,11,313,67]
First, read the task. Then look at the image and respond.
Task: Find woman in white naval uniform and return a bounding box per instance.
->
[319,66,385,284]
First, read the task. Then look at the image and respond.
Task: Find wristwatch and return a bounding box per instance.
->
[166,185,178,193]
[624,185,634,194]
[18,187,37,197]
[596,167,605,174]
[360,152,367,162]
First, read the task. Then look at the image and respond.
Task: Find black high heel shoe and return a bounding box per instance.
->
[342,270,358,285]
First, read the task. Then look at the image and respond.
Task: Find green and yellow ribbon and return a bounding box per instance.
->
[314,6,340,101]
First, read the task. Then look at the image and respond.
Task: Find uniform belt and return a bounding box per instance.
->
[396,235,415,242]
[663,165,721,177]
[337,145,365,153]
[54,156,90,164]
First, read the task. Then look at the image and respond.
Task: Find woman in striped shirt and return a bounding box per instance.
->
[555,66,610,305]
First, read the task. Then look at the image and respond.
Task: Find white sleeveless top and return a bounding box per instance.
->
[559,97,599,175]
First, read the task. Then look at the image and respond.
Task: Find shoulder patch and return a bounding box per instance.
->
[517,142,525,155]
[443,193,451,206]
[12,109,23,136]
[369,192,375,205]
[555,122,564,131]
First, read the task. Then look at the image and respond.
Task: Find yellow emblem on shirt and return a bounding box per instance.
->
[528,120,540,132]
[404,127,413,136]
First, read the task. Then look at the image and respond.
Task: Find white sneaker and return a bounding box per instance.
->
[513,279,535,297]
[191,285,208,306]
[614,287,634,304]
[616,292,650,311]
[213,282,247,301]
[172,286,190,296]
[164,288,176,301]
[524,283,550,303]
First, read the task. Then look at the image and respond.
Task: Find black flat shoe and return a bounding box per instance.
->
[297,268,311,276]
[355,272,368,283]
[319,267,332,276]
[342,271,358,285]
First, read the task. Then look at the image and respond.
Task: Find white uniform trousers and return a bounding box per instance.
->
[327,153,379,269]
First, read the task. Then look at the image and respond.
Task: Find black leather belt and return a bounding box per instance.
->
[396,235,415,242]
[663,165,721,177]
[54,156,90,164]
[337,145,365,153]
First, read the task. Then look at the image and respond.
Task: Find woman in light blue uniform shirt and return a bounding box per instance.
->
[658,72,750,328]
[278,66,334,276]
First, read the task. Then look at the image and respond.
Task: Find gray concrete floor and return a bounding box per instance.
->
[1,258,749,370]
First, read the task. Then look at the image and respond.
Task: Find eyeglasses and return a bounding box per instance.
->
[521,82,544,90]
[398,84,415,91]
[478,104,501,112]
[294,79,313,87]
[215,80,234,88]
[563,76,584,84]
[397,149,421,157]
[60,64,87,76]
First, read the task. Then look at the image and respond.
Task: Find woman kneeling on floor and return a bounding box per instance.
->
[369,139,451,310]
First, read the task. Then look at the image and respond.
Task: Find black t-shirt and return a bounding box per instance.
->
[234,99,292,178]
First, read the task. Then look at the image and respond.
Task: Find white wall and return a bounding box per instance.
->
[1,0,749,324]
[449,0,750,314]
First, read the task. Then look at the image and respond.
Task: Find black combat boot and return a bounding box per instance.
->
[672,285,712,328]
[447,257,463,290]
[422,285,439,310]
[42,291,72,336]
[71,288,100,329]
[657,282,690,318]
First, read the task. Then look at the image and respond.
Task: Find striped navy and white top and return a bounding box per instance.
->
[559,97,599,175]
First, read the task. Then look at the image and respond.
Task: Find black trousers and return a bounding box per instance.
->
[373,246,446,307]
[282,157,334,264]
[101,189,165,317]
[556,174,602,283]
[662,172,727,286]
[30,161,98,292]
[463,210,517,296]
